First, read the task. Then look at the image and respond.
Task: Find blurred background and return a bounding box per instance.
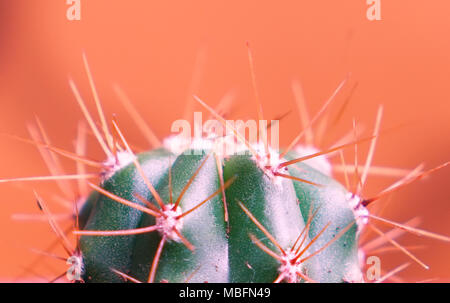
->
[0,1,449,282]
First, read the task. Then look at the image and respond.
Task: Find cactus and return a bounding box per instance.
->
[71,96,447,282]
[77,144,362,283]
[73,115,448,283]
[4,52,449,283]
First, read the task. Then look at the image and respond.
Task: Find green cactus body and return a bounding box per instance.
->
[79,143,363,283]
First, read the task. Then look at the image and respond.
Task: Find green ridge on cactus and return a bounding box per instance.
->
[286,151,361,282]
[80,148,173,282]
[224,155,306,282]
[131,150,227,282]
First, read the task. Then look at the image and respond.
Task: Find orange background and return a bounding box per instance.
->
[0,1,449,282]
